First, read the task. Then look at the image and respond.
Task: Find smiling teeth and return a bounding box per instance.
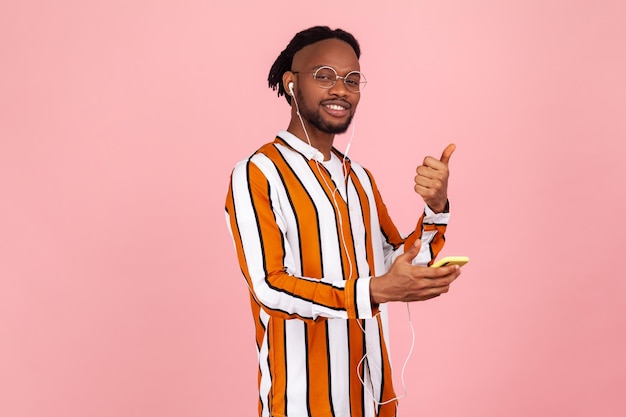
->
[326,104,346,110]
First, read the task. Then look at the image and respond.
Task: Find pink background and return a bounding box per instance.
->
[2,1,625,416]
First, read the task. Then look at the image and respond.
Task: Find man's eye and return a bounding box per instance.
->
[315,69,336,80]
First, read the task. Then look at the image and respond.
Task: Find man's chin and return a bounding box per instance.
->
[302,109,354,134]
[322,125,350,134]
[316,118,353,134]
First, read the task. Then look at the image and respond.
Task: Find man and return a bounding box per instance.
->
[225,26,461,417]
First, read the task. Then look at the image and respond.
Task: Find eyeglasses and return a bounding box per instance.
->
[292,66,367,93]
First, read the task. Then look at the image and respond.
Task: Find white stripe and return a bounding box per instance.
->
[414,229,437,266]
[327,319,350,415]
[355,277,374,319]
[258,309,271,417]
[230,160,266,295]
[285,319,308,416]
[364,317,384,404]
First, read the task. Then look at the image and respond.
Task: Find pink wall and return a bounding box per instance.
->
[2,1,625,416]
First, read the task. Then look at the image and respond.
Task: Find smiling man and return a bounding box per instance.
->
[225,26,461,417]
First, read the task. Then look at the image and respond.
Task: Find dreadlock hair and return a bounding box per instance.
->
[268,26,361,105]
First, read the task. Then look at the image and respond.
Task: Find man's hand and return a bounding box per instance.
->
[370,240,461,305]
[414,143,456,213]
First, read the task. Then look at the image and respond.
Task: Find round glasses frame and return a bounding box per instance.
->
[292,66,367,93]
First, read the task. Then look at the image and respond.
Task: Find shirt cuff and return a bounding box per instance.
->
[424,204,451,224]
[355,276,377,319]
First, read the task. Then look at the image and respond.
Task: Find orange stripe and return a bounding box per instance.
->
[306,322,332,416]
[348,320,366,417]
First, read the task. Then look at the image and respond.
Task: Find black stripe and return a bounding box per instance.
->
[353,278,360,318]
[423,221,449,227]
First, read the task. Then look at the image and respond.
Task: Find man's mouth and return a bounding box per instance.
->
[325,103,347,111]
[322,101,351,117]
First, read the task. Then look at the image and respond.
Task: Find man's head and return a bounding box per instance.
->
[268,26,363,135]
[268,26,361,105]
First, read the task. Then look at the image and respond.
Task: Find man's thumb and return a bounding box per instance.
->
[403,240,421,262]
[440,143,456,165]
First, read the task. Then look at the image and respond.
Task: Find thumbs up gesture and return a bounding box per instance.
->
[414,144,456,213]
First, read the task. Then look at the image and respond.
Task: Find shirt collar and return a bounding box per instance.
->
[277,130,326,162]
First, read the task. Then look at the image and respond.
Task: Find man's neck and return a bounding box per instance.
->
[287,120,335,161]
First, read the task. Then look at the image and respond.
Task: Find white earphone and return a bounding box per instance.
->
[288,81,294,95]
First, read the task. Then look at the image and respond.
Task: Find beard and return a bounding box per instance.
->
[296,91,354,134]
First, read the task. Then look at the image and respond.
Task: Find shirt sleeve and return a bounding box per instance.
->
[408,204,450,266]
[225,158,376,322]
[367,169,450,268]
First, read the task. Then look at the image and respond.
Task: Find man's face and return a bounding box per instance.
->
[290,39,361,134]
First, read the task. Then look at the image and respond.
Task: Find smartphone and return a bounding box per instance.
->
[430,256,470,268]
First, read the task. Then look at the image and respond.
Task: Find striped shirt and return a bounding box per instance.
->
[225,131,449,417]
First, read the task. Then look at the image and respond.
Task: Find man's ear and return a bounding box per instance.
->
[282,72,295,96]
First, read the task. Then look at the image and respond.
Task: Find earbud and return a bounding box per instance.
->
[288,82,294,95]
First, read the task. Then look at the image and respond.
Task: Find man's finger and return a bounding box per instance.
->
[440,143,456,165]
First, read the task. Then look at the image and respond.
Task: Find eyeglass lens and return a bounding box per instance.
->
[314,67,365,92]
